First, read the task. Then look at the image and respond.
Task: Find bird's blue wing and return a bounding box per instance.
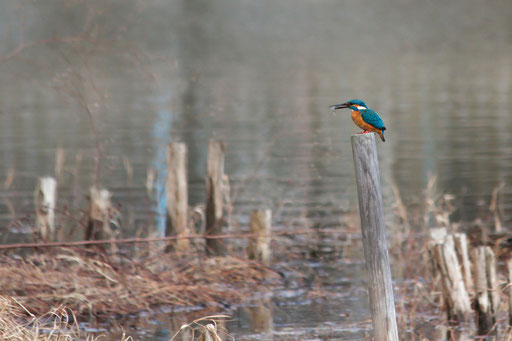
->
[361,109,386,129]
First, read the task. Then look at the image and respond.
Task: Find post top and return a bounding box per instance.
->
[351,133,376,139]
[351,133,378,145]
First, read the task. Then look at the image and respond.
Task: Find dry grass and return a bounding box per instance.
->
[169,314,232,341]
[0,293,233,340]
[0,248,280,320]
[0,295,133,340]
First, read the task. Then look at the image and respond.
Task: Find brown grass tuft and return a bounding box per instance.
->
[0,295,133,340]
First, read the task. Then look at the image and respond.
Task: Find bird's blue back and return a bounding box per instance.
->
[361,109,386,129]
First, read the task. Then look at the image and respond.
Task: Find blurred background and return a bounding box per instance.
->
[1,0,511,339]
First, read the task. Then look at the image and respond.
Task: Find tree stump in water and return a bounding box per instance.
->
[247,209,271,265]
[471,246,499,336]
[166,142,190,252]
[86,186,118,251]
[432,234,472,323]
[205,140,227,256]
[34,177,57,241]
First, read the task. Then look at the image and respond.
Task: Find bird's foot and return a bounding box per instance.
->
[359,130,371,134]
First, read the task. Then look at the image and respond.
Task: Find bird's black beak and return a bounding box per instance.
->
[329,102,349,111]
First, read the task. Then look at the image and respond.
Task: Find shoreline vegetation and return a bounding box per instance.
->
[0,247,279,340]
[1,159,510,340]
[0,293,230,340]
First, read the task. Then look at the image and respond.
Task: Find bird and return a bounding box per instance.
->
[329,99,386,142]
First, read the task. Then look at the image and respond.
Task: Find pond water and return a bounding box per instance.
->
[1,0,512,339]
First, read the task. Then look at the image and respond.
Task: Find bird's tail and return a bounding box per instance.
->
[378,130,385,142]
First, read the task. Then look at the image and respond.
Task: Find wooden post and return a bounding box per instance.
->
[222,174,233,232]
[507,258,512,326]
[205,140,227,256]
[472,246,491,334]
[453,233,474,297]
[86,186,115,244]
[34,177,57,241]
[485,247,499,330]
[351,133,399,341]
[165,142,190,252]
[428,227,448,308]
[146,166,155,198]
[433,235,472,322]
[55,147,65,179]
[247,209,271,264]
[472,246,498,336]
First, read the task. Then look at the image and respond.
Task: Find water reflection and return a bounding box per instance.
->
[151,97,172,236]
[248,298,273,337]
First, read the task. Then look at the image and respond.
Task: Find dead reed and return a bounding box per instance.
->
[0,295,133,340]
[389,176,512,339]
[169,314,232,341]
[0,248,280,320]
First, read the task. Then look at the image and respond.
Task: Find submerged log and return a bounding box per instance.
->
[165,142,190,252]
[34,177,57,241]
[205,140,227,256]
[247,209,272,264]
[351,133,399,341]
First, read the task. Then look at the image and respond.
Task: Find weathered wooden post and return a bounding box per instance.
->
[34,177,57,241]
[472,246,499,336]
[507,258,512,326]
[247,209,272,264]
[433,235,472,322]
[205,140,227,256]
[166,142,190,252]
[55,147,65,179]
[86,186,115,244]
[146,167,155,198]
[453,233,474,297]
[428,227,447,309]
[351,133,398,341]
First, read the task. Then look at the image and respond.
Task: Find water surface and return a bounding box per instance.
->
[1,0,511,339]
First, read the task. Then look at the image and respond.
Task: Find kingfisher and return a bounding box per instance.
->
[330,99,386,142]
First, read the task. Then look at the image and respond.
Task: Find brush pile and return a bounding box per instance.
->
[0,248,280,319]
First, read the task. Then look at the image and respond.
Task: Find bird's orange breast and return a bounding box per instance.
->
[351,111,379,132]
